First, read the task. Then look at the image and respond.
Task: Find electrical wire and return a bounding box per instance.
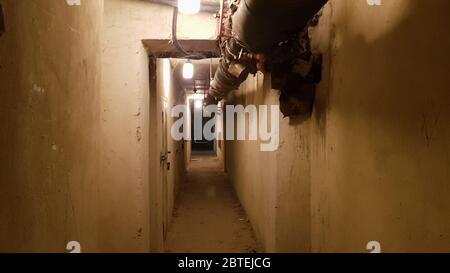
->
[172,7,207,60]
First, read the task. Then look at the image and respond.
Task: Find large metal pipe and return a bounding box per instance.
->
[209,0,328,101]
[232,0,328,52]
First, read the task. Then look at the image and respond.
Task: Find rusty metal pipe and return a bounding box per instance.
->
[209,0,328,101]
[232,0,328,52]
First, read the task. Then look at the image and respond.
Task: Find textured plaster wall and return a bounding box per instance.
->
[0,0,104,252]
[226,0,450,253]
[100,0,215,252]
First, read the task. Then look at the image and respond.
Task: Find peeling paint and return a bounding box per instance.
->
[32,83,45,94]
[51,144,59,152]
[136,127,142,142]
[66,0,81,6]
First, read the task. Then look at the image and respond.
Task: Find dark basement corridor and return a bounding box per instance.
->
[2,0,450,255]
[165,155,259,253]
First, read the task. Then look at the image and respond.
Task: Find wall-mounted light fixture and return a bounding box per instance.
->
[183,60,194,79]
[178,0,201,15]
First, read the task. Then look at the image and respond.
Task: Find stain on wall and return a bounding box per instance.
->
[0,0,104,252]
[226,0,450,253]
[100,0,216,252]
[0,3,5,36]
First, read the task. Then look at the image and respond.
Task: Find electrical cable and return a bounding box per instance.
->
[172,7,207,60]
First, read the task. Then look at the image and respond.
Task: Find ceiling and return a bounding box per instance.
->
[171,58,220,95]
[143,0,221,14]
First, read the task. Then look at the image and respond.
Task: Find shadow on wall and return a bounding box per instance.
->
[225,0,450,252]
[310,0,450,252]
[311,0,445,138]
[326,0,448,141]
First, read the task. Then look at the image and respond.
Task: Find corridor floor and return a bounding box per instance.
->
[165,155,260,253]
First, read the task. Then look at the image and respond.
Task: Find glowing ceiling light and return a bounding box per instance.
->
[178,0,201,15]
[183,61,194,79]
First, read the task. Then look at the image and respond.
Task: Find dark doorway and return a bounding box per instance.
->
[190,99,215,154]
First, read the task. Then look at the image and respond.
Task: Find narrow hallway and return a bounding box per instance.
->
[165,155,259,253]
[1,0,450,255]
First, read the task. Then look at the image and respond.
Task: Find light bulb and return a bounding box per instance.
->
[178,0,201,15]
[183,61,194,79]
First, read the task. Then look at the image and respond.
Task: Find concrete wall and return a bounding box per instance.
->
[100,0,215,252]
[0,0,214,253]
[226,74,308,252]
[0,0,103,252]
[226,0,450,253]
[153,59,186,251]
[216,105,226,170]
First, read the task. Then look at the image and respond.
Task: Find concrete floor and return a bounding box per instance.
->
[165,155,260,253]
